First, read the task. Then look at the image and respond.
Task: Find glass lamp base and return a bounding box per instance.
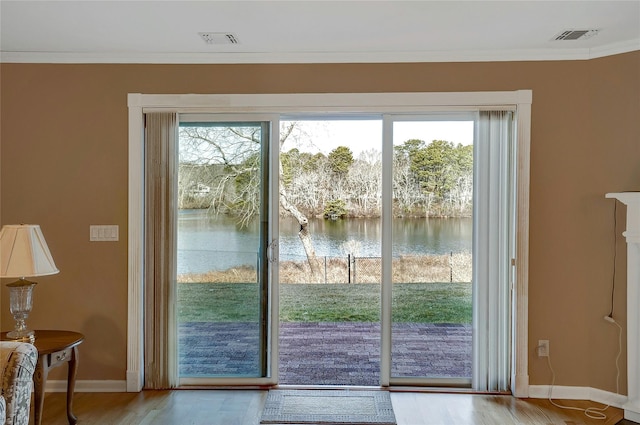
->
[6,329,34,338]
[6,279,37,343]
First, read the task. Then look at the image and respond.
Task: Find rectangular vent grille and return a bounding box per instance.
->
[198,32,239,45]
[554,29,600,41]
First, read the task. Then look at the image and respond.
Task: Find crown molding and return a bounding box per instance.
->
[589,39,640,59]
[1,40,639,64]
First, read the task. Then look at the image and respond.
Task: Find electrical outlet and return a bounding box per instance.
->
[538,340,549,357]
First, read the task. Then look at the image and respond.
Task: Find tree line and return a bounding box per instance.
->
[179,125,473,221]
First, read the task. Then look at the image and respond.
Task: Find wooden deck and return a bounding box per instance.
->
[179,322,472,385]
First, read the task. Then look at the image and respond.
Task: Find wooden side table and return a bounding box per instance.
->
[1,330,84,425]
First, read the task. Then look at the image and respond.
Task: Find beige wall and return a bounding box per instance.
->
[1,52,639,391]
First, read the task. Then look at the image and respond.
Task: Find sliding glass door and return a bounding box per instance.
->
[388,117,475,387]
[274,116,483,387]
[384,113,514,391]
[176,117,275,383]
[157,106,515,389]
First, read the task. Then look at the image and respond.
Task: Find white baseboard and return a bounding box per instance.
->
[45,380,127,393]
[529,385,627,409]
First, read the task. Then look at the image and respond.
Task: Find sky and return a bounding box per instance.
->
[281,119,474,156]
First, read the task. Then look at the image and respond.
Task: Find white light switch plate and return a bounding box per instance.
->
[90,225,119,241]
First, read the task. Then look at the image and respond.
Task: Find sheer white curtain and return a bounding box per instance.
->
[144,112,178,389]
[473,110,514,392]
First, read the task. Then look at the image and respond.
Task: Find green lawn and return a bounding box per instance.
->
[178,282,261,322]
[177,282,471,324]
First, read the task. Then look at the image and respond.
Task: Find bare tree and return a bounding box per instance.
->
[348,149,382,216]
[179,122,323,277]
[392,146,421,216]
[278,123,322,277]
[179,126,261,225]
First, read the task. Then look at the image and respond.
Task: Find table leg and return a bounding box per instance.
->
[66,346,79,424]
[33,355,48,425]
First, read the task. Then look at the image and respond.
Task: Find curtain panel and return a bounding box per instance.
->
[144,112,178,389]
[473,110,514,392]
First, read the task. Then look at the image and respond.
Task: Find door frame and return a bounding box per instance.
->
[383,112,476,388]
[175,115,280,386]
[127,91,531,395]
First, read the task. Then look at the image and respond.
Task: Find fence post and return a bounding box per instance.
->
[353,255,356,284]
[450,251,453,283]
[324,256,327,284]
[348,254,351,284]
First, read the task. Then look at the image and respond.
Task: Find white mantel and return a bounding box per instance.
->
[606,192,640,421]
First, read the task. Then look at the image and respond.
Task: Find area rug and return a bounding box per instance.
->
[260,389,397,425]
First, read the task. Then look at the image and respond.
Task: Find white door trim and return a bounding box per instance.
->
[127,91,531,393]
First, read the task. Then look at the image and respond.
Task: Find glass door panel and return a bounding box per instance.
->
[390,120,474,385]
[177,121,270,379]
[278,119,382,385]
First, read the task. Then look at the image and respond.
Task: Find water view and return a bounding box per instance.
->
[178,209,472,274]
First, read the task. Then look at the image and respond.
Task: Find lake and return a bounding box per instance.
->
[178,209,472,274]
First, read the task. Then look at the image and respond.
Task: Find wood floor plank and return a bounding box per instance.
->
[39,390,624,425]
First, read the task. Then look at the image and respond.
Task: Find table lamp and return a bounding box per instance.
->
[0,224,59,341]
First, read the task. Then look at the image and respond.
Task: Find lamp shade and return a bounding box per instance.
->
[0,224,59,278]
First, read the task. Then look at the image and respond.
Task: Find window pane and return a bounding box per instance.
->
[177,123,269,378]
[391,121,473,382]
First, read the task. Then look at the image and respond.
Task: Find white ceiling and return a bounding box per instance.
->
[1,1,639,64]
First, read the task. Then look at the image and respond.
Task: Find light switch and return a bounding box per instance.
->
[90,225,119,241]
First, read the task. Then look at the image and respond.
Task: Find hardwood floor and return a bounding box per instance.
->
[40,389,625,425]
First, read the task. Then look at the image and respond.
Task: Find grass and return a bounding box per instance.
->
[178,282,471,324]
[392,283,471,323]
[279,283,380,322]
[177,283,261,322]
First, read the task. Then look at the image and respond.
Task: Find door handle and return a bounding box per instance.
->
[268,239,278,263]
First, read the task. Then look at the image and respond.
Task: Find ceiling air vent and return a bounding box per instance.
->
[198,32,239,45]
[553,29,600,41]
